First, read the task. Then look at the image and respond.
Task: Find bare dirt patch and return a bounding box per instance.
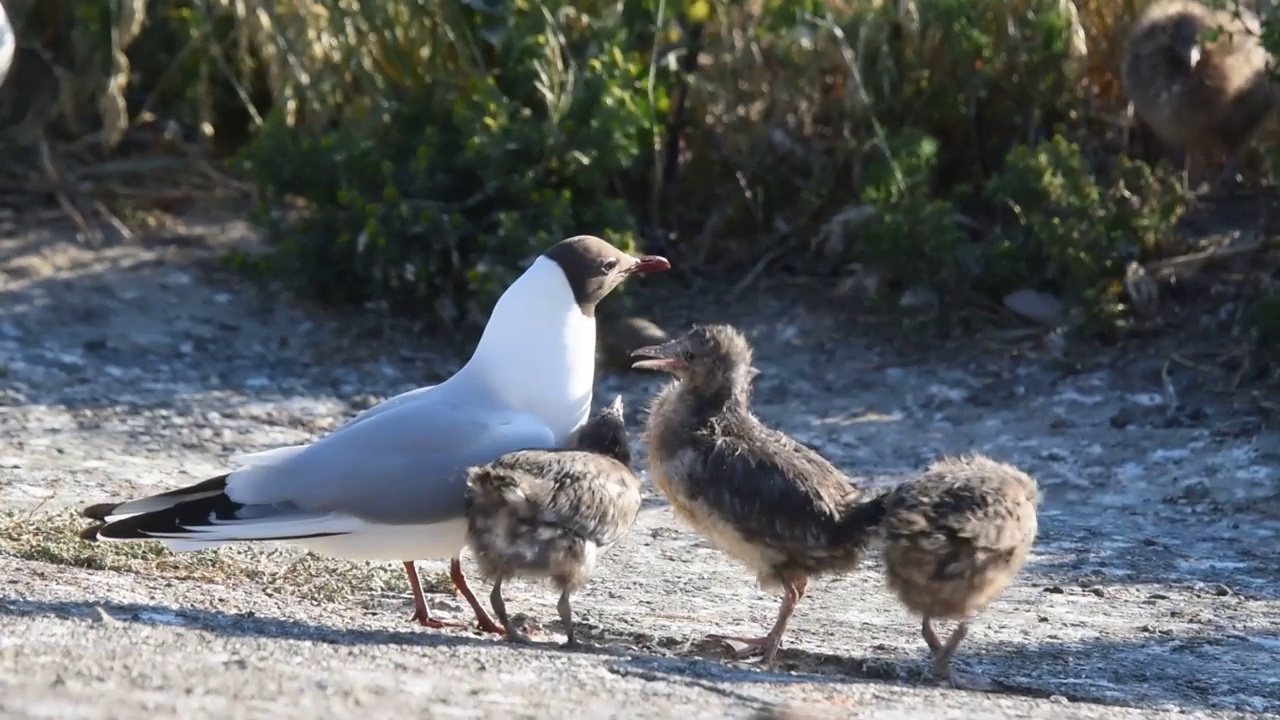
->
[1,213,1277,719]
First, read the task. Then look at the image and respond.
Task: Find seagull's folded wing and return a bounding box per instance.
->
[226,400,558,526]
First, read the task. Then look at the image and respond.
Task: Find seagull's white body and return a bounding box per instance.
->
[94,256,597,562]
[0,2,13,90]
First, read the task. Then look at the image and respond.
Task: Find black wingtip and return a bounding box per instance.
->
[77,523,104,541]
[81,502,121,521]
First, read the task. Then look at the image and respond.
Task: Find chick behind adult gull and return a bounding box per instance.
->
[633,324,883,669]
[77,236,669,633]
[464,395,641,647]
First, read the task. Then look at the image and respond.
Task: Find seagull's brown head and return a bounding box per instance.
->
[630,324,756,391]
[544,236,670,318]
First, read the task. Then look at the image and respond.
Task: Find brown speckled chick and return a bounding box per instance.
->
[633,324,883,670]
[879,454,1040,690]
[464,395,641,648]
[1122,0,1277,189]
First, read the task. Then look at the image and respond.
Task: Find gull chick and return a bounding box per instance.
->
[77,236,669,633]
[1123,0,1277,189]
[465,395,640,647]
[879,454,1040,690]
[633,324,882,670]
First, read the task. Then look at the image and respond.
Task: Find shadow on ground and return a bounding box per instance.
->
[603,629,1280,714]
[11,592,1277,715]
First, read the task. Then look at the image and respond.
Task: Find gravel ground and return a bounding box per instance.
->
[1,215,1278,719]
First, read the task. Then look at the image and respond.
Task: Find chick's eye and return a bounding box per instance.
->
[602,258,619,272]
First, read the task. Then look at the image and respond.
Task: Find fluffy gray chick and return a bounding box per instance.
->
[879,454,1040,690]
[633,324,883,670]
[464,395,640,647]
[1123,0,1277,189]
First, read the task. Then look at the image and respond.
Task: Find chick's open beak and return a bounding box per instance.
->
[630,343,685,372]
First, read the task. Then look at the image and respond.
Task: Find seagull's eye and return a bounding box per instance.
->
[682,349,695,363]
[601,258,619,273]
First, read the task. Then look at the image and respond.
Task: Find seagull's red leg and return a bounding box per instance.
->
[403,561,469,630]
[404,561,443,628]
[450,557,506,635]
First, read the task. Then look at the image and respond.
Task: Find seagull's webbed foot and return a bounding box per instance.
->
[404,561,449,630]
[408,610,467,630]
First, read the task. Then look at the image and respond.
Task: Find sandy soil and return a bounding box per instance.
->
[0,214,1277,719]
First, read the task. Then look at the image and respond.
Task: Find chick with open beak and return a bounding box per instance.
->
[632,324,882,671]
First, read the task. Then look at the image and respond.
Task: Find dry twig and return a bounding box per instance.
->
[37,132,103,246]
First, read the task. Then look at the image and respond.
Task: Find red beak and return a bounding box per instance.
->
[628,255,672,275]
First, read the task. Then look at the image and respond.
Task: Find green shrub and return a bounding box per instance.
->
[239,1,658,325]
[983,135,1185,332]
[0,0,1234,341]
[670,0,1096,290]
[821,128,968,298]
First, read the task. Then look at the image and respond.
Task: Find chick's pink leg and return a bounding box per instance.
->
[708,576,807,670]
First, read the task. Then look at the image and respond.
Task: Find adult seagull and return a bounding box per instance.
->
[77,235,671,633]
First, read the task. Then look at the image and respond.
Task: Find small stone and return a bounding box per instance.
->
[1003,288,1066,326]
[1213,584,1233,597]
[1045,586,1065,594]
[899,284,940,311]
[1089,587,1107,598]
[1148,593,1169,600]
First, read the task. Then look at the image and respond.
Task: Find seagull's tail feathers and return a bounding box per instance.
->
[81,474,232,523]
[76,473,357,550]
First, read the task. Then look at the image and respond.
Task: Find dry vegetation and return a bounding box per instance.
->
[0,509,452,603]
[0,0,1277,354]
